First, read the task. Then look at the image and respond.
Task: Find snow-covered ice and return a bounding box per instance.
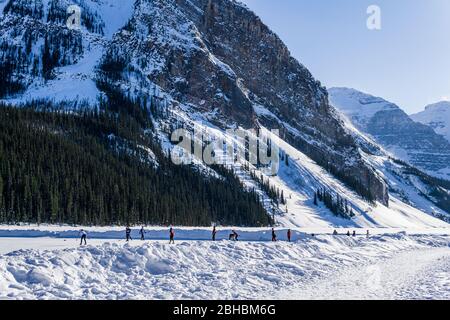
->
[0,227,449,300]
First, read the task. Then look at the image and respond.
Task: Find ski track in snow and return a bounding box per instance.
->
[0,233,449,300]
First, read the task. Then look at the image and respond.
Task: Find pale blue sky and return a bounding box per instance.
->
[240,0,450,114]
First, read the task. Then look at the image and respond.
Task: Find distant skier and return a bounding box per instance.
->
[352,230,356,237]
[366,230,370,239]
[229,230,239,241]
[79,229,87,246]
[169,227,175,244]
[346,231,351,237]
[212,226,217,241]
[271,228,277,242]
[287,229,291,242]
[333,230,338,236]
[139,226,146,241]
[126,226,132,242]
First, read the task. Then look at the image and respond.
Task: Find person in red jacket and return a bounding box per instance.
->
[287,229,291,242]
[169,227,175,244]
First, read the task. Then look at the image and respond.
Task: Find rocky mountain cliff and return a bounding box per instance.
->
[0,0,388,205]
[329,87,450,180]
[411,101,450,144]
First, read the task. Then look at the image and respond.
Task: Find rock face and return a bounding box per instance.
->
[329,88,450,180]
[411,101,450,144]
[0,0,389,204]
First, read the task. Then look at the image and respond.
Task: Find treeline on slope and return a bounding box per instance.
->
[0,103,273,227]
[284,131,377,204]
[0,21,83,96]
[391,158,450,218]
[4,0,105,34]
[315,188,355,219]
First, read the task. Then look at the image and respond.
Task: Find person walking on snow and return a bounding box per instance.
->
[333,230,338,236]
[352,230,356,237]
[366,230,370,239]
[79,229,87,246]
[169,227,175,244]
[212,225,217,241]
[272,228,277,242]
[126,226,132,242]
[287,229,292,242]
[139,226,146,241]
[346,231,351,236]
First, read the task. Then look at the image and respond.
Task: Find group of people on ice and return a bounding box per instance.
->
[79,226,370,245]
[333,229,370,238]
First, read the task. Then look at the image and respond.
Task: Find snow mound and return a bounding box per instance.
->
[0,234,449,299]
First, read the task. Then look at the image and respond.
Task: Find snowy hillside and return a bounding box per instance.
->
[0,0,449,229]
[328,87,399,129]
[159,103,450,228]
[329,87,450,180]
[0,231,449,299]
[411,101,450,143]
[0,0,136,106]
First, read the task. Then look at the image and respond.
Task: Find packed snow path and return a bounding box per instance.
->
[279,247,450,300]
[0,233,449,300]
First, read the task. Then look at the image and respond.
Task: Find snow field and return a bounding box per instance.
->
[0,233,449,300]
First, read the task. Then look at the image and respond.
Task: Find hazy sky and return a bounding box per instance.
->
[240,0,450,114]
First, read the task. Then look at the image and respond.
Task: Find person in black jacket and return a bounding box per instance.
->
[229,230,239,241]
[271,228,277,242]
[212,226,217,241]
[126,226,132,242]
[139,226,146,241]
[79,229,87,246]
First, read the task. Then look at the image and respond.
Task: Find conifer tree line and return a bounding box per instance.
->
[0,0,105,98]
[4,0,105,35]
[249,170,286,206]
[284,131,377,204]
[391,158,450,219]
[315,188,355,219]
[0,102,273,227]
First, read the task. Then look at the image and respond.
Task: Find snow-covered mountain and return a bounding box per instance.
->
[411,101,450,144]
[0,0,449,228]
[329,87,450,180]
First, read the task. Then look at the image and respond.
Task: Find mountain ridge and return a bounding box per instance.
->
[329,87,450,181]
[411,101,450,144]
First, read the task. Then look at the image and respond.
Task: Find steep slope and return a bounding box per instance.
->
[159,100,449,227]
[411,101,450,144]
[0,0,388,206]
[0,0,136,105]
[329,87,450,180]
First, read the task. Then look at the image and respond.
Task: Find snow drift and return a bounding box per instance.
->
[0,233,449,300]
